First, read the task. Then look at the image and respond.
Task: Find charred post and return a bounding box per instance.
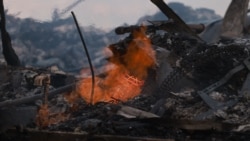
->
[221,0,249,38]
[0,0,21,66]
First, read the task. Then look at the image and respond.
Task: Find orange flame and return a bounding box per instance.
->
[77,27,156,104]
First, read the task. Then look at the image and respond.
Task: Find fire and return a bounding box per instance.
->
[77,27,156,104]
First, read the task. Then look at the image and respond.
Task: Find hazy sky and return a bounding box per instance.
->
[5,0,231,30]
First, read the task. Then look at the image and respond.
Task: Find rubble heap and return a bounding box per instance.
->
[1,0,250,140]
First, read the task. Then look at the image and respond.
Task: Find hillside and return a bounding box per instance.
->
[137,2,221,24]
[0,2,221,73]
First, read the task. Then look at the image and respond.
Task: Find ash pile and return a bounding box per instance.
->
[1,0,250,140]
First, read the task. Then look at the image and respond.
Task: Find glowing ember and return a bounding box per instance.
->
[77,27,156,104]
[123,73,144,87]
[36,104,69,128]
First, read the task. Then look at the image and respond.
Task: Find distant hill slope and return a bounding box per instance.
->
[2,15,119,72]
[137,2,221,24]
[0,2,221,72]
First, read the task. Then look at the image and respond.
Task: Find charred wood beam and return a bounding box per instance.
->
[0,0,21,66]
[150,0,203,42]
[115,22,205,35]
[0,83,75,108]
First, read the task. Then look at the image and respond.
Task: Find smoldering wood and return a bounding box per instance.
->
[0,0,21,66]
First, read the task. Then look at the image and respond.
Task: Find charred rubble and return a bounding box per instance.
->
[1,0,250,141]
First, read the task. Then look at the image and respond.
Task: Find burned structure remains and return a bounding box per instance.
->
[1,0,250,140]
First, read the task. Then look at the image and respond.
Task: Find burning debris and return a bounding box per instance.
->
[1,0,250,140]
[78,27,156,104]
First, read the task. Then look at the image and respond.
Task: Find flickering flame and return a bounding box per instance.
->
[77,27,156,104]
